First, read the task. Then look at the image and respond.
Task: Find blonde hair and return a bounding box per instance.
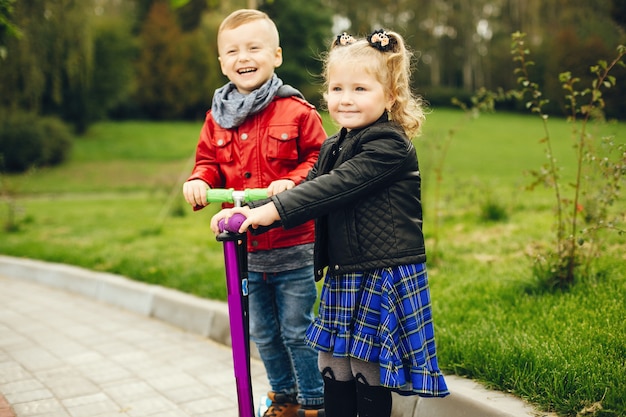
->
[322,30,425,138]
[218,9,280,48]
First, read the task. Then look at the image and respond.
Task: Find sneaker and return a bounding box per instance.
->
[297,407,325,417]
[262,391,300,417]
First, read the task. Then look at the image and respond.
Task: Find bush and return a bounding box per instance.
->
[38,116,73,166]
[0,112,73,173]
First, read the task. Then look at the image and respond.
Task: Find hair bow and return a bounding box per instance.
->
[367,29,396,52]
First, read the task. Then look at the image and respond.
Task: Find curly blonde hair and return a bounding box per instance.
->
[322,30,425,138]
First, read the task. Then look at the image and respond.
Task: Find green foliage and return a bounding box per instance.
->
[0,111,73,173]
[451,33,626,291]
[422,86,474,109]
[0,115,40,173]
[0,0,140,132]
[479,198,509,223]
[134,1,187,119]
[538,28,626,120]
[436,256,625,416]
[0,0,21,59]
[260,0,333,105]
[133,0,217,119]
[176,26,221,119]
[4,0,625,128]
[327,0,625,120]
[170,0,190,8]
[39,116,74,166]
[173,0,216,32]
[86,18,137,122]
[424,90,505,262]
[1,117,624,416]
[510,32,626,289]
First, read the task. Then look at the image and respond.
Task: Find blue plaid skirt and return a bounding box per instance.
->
[305,263,449,397]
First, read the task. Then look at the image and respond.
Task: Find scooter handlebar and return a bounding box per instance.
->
[208,188,268,234]
[206,188,268,204]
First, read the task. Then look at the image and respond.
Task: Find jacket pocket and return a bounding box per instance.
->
[267,124,299,160]
[213,129,234,163]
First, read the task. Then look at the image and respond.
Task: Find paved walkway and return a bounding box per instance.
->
[0,274,269,417]
[0,256,556,417]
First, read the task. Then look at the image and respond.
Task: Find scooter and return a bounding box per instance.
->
[207,188,268,417]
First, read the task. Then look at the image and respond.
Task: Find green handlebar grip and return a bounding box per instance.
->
[243,188,269,202]
[206,188,269,203]
[206,188,236,203]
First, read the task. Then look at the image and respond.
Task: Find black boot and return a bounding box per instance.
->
[322,368,357,417]
[355,375,392,417]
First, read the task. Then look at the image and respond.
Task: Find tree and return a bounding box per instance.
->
[0,0,21,59]
[0,0,96,131]
[611,0,626,29]
[260,0,333,105]
[174,0,216,32]
[0,0,138,131]
[84,18,137,122]
[134,0,198,119]
[322,0,626,118]
[134,1,186,118]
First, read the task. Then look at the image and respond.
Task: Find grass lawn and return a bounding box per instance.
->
[1,109,625,416]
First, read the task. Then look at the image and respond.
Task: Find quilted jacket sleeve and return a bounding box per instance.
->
[272,123,413,229]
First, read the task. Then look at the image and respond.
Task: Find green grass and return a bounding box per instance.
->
[1,110,625,416]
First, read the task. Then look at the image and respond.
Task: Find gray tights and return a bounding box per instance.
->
[318,351,380,385]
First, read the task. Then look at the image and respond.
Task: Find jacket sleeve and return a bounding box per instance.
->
[186,113,225,189]
[273,125,414,229]
[282,105,327,185]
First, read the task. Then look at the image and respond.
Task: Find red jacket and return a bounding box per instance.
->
[188,95,327,252]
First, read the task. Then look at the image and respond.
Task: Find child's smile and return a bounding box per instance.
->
[218,19,282,95]
[326,62,392,130]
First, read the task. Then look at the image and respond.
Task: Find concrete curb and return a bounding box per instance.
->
[0,255,555,417]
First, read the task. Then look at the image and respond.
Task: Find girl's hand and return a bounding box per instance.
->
[237,202,280,233]
[210,203,280,235]
[210,207,251,235]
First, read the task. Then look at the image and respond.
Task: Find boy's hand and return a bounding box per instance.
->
[183,179,210,208]
[267,179,295,196]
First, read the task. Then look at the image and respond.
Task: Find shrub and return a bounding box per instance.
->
[38,116,73,166]
[512,34,626,289]
[0,111,73,173]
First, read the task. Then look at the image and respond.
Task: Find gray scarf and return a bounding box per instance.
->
[212,75,304,129]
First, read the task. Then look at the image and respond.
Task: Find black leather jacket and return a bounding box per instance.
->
[258,114,426,281]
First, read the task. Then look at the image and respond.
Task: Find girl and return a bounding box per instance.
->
[212,29,449,417]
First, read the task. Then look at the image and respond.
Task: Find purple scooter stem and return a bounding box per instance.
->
[220,232,254,417]
[217,212,254,417]
[209,188,268,417]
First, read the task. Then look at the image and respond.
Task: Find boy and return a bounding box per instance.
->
[182,9,326,417]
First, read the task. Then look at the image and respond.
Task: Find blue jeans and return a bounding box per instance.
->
[248,266,324,407]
